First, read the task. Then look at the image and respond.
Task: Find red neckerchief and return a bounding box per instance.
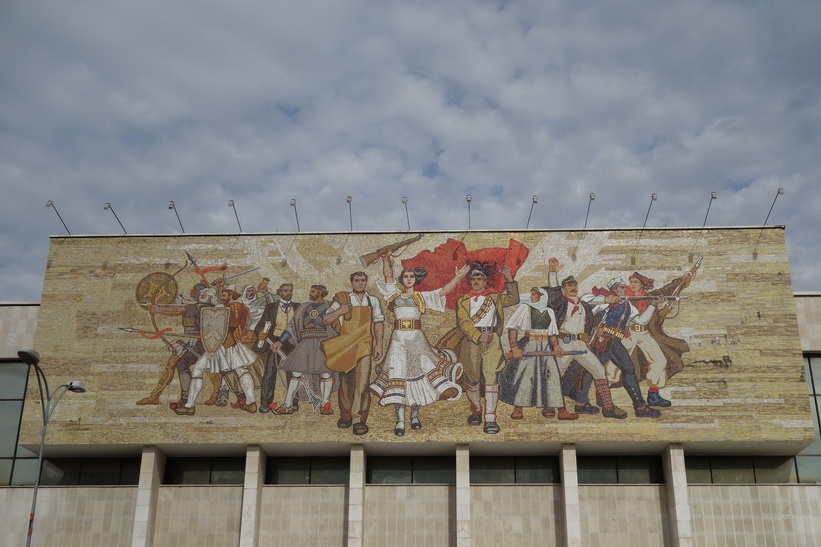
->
[627,287,648,313]
[468,288,495,302]
[565,295,581,316]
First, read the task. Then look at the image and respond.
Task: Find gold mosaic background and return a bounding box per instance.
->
[20,228,813,446]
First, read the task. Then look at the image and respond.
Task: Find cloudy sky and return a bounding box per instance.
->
[1,0,819,300]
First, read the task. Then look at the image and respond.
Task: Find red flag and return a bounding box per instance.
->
[401,238,529,310]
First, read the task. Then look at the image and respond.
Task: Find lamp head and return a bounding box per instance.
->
[18,348,40,366]
[711,192,717,199]
[104,202,111,210]
[290,199,296,207]
[651,193,658,201]
[46,200,53,208]
[67,381,87,393]
[466,194,472,202]
[168,201,175,210]
[777,187,784,195]
[589,193,596,201]
[227,200,234,207]
[402,196,408,204]
[346,196,352,203]
[532,195,538,203]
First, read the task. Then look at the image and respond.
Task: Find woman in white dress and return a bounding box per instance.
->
[370,254,469,436]
[500,287,579,421]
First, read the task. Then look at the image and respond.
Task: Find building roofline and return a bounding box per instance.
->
[47,225,786,239]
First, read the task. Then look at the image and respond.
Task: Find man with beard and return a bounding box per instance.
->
[253,283,299,413]
[271,285,338,415]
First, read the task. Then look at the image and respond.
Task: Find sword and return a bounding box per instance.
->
[212,267,261,285]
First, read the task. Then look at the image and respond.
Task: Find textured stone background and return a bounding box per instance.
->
[20,227,813,446]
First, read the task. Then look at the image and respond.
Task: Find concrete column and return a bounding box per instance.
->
[239,445,266,547]
[560,443,581,547]
[347,444,366,547]
[455,444,471,547]
[663,443,693,547]
[131,446,165,547]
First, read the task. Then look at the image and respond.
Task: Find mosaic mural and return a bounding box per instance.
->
[20,228,814,446]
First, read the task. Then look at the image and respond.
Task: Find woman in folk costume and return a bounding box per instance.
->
[370,254,468,436]
[500,288,579,420]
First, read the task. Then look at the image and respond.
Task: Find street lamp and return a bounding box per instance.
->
[15,349,86,547]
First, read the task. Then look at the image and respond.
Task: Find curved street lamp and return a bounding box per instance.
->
[15,349,86,547]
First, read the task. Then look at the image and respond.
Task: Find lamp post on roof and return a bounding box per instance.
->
[526,195,539,229]
[45,200,71,235]
[15,349,86,547]
[104,202,127,234]
[168,201,185,233]
[290,199,300,232]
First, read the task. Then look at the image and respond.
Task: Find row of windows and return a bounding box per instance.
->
[4,453,821,487]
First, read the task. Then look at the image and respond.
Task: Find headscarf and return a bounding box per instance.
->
[520,287,550,312]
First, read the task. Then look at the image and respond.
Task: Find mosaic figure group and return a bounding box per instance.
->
[135,248,696,437]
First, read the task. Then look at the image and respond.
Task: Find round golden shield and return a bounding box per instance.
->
[308,309,320,319]
[136,272,179,306]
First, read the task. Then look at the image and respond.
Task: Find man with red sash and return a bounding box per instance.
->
[321,272,385,435]
[456,264,519,434]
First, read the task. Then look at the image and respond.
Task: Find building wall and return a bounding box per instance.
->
[795,293,821,353]
[470,484,562,547]
[0,486,137,547]
[153,486,242,545]
[689,485,821,546]
[0,302,38,357]
[579,485,670,547]
[363,484,454,547]
[258,485,347,545]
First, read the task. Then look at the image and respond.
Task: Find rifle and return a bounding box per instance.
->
[358,235,425,267]
[503,350,587,360]
[658,256,702,319]
[619,296,689,302]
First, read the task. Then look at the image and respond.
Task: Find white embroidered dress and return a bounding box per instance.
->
[369,280,462,407]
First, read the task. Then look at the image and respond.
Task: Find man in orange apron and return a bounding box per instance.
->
[322,271,385,435]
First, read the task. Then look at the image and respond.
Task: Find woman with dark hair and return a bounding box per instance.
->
[370,254,469,436]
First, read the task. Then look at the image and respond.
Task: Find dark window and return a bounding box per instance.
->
[753,456,798,483]
[367,456,455,484]
[616,456,664,484]
[578,456,663,484]
[164,457,245,485]
[265,457,349,485]
[470,456,560,484]
[36,457,141,486]
[577,456,618,484]
[0,360,32,486]
[684,456,712,484]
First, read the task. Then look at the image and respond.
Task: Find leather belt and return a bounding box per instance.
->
[394,319,422,331]
[631,325,648,332]
[559,333,584,341]
[526,331,552,341]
